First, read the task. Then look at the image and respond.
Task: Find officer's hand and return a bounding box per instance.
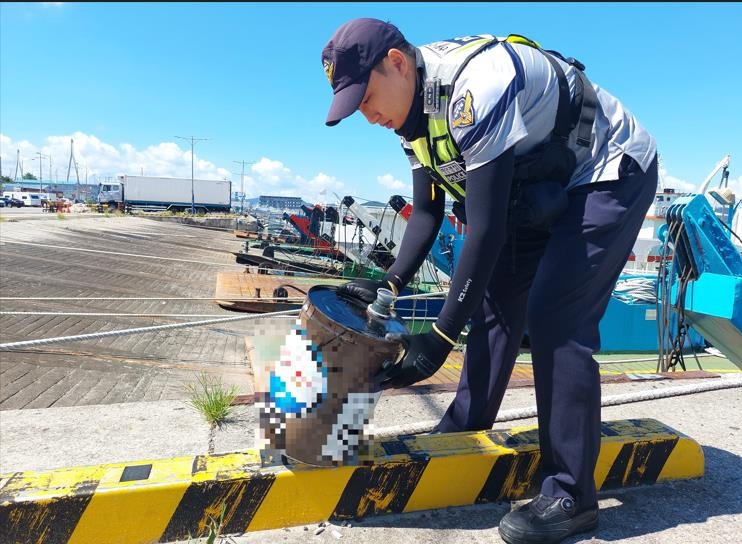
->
[376,329,454,389]
[337,278,392,305]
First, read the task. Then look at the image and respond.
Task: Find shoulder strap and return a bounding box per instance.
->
[437,37,499,103]
[543,47,597,148]
[509,36,597,148]
[539,52,573,144]
[572,70,597,147]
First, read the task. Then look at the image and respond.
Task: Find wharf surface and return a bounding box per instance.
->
[0,210,740,544]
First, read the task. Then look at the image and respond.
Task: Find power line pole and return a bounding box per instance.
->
[175,135,209,215]
[232,159,256,214]
[34,151,49,195]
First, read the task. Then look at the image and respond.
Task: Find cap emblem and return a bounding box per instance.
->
[323,58,335,86]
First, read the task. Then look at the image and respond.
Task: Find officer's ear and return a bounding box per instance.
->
[387,48,411,77]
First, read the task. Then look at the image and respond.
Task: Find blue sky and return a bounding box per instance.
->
[1,2,740,204]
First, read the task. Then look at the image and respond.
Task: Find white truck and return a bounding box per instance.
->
[97,175,232,213]
[2,191,42,207]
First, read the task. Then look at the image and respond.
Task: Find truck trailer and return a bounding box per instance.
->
[97,175,231,213]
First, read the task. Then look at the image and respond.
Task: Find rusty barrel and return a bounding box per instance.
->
[261,285,407,466]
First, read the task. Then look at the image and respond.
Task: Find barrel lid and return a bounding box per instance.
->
[307,285,408,339]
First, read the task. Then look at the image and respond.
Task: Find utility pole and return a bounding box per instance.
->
[175,135,209,215]
[233,159,256,214]
[34,151,49,195]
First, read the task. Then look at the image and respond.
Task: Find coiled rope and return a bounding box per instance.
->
[612,276,657,304]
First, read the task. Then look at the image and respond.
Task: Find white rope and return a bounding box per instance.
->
[0,309,300,351]
[0,292,449,349]
[1,240,242,267]
[0,312,269,318]
[396,291,449,301]
[0,296,301,301]
[612,276,657,304]
[513,353,719,366]
[373,375,742,438]
[0,292,449,303]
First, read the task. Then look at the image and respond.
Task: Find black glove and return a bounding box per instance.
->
[337,278,394,305]
[376,329,454,389]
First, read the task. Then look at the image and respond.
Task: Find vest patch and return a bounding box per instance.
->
[438,160,467,183]
[452,90,475,128]
[423,35,489,57]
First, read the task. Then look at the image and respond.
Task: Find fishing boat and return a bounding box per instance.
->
[233,242,347,276]
[217,197,449,333]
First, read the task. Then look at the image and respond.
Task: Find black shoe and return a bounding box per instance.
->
[498,494,598,544]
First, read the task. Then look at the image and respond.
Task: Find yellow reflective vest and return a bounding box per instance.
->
[409,34,545,202]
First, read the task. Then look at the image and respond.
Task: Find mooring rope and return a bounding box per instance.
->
[1,240,243,267]
[0,309,300,351]
[0,297,302,301]
[0,291,449,303]
[373,375,742,438]
[0,312,266,318]
[0,291,453,350]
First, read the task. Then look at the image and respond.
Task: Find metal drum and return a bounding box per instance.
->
[260,285,407,466]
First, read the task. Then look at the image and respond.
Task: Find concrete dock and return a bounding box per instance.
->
[1,210,740,544]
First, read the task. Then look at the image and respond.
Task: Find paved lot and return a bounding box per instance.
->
[0,213,253,408]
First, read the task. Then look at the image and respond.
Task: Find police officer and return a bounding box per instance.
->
[322,18,657,544]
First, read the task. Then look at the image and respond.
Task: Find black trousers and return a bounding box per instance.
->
[437,155,658,507]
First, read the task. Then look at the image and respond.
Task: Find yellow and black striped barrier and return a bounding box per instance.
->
[0,418,703,543]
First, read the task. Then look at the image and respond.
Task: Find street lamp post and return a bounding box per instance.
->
[175,135,208,215]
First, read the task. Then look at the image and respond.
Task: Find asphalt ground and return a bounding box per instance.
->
[1,210,741,543]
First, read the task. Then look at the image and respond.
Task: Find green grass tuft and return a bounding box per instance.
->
[185,372,238,427]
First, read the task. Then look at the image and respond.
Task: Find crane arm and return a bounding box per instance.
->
[698,154,731,194]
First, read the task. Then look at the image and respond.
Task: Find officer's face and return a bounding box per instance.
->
[359,49,415,131]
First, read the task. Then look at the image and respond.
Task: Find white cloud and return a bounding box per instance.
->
[661,174,696,193]
[298,172,345,204]
[728,175,742,203]
[305,172,343,194]
[250,157,291,183]
[0,132,234,184]
[0,132,351,202]
[377,173,410,195]
[243,159,346,201]
[660,163,741,203]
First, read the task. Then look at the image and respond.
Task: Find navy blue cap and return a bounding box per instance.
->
[322,18,406,126]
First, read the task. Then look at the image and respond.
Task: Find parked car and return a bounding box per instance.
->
[1,196,24,208]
